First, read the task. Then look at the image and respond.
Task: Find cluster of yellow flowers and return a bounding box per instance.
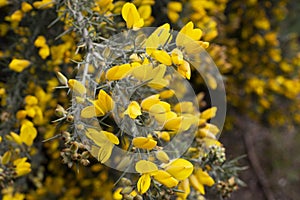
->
[7,0,300,199]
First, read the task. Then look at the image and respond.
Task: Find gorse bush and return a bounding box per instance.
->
[0,0,299,200]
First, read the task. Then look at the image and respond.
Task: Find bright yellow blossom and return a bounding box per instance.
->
[81,90,114,118]
[122,3,144,29]
[13,158,31,177]
[124,101,142,119]
[132,137,157,150]
[9,59,31,72]
[165,158,193,180]
[21,2,32,12]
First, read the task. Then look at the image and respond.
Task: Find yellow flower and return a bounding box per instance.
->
[9,59,31,72]
[25,95,38,106]
[200,107,217,120]
[10,10,23,22]
[171,48,184,65]
[144,23,171,55]
[189,168,215,194]
[155,150,170,163]
[67,79,86,96]
[81,90,114,118]
[129,64,169,89]
[177,60,191,79]
[176,178,190,199]
[165,158,193,180]
[20,123,38,146]
[33,0,54,9]
[132,137,157,150]
[86,128,119,163]
[3,192,25,200]
[135,160,158,194]
[0,0,9,8]
[151,50,172,66]
[21,2,32,12]
[39,46,50,59]
[135,160,158,174]
[137,174,151,194]
[124,101,142,119]
[151,170,179,187]
[176,21,203,47]
[122,3,144,29]
[105,63,131,81]
[141,94,160,111]
[1,151,11,165]
[167,2,182,23]
[13,158,31,177]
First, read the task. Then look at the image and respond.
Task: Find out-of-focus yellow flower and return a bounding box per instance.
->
[21,2,32,12]
[10,10,23,22]
[0,0,9,8]
[155,150,170,163]
[167,1,182,23]
[81,90,114,118]
[33,0,55,9]
[122,3,144,29]
[3,192,25,200]
[20,123,37,146]
[200,107,217,120]
[124,101,142,119]
[13,158,31,177]
[9,59,31,72]
[25,95,38,106]
[39,46,50,59]
[132,137,157,150]
[34,36,47,47]
[1,151,11,165]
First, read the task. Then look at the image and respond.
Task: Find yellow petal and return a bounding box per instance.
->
[94,89,114,115]
[68,79,86,96]
[195,168,215,187]
[20,123,37,146]
[200,107,217,120]
[102,131,119,145]
[155,150,170,163]
[132,137,157,150]
[34,36,46,47]
[138,5,151,19]
[81,105,98,118]
[135,160,158,174]
[124,101,142,119]
[9,59,31,72]
[86,128,108,146]
[177,178,190,199]
[105,64,131,80]
[21,2,32,12]
[189,174,205,194]
[1,151,11,165]
[141,94,160,111]
[137,174,151,194]
[152,170,179,187]
[177,60,191,79]
[165,158,194,180]
[10,132,22,145]
[152,50,172,66]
